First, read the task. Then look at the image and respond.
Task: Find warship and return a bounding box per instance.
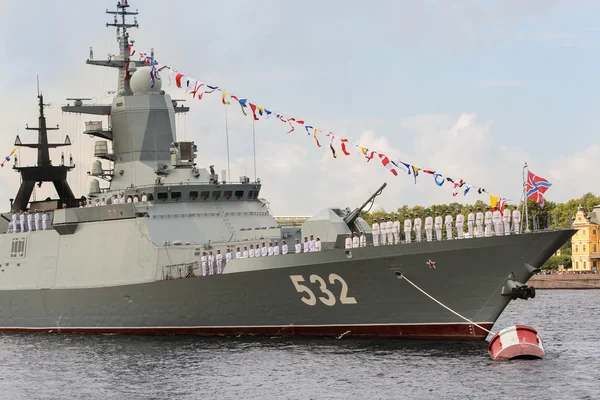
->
[0,1,574,339]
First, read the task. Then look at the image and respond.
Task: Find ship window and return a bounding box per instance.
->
[200,191,210,200]
[157,192,168,201]
[247,190,254,199]
[253,191,259,199]
[189,191,198,200]
[171,192,182,200]
[235,190,244,199]
[212,191,221,200]
[224,191,233,200]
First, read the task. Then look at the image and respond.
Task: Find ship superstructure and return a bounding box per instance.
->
[0,1,574,339]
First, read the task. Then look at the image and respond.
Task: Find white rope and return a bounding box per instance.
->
[400,274,496,336]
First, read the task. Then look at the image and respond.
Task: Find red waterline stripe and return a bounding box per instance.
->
[0,323,494,339]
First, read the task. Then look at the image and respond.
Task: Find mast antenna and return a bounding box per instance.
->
[36,75,40,97]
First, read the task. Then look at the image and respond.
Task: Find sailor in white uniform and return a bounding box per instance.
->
[295,239,302,253]
[444,211,453,240]
[392,216,401,245]
[236,247,242,259]
[26,211,33,232]
[352,232,360,248]
[476,208,484,238]
[255,243,261,258]
[512,206,521,234]
[133,195,139,203]
[493,207,503,236]
[248,244,255,258]
[34,210,40,231]
[309,235,316,252]
[273,241,280,255]
[414,215,422,242]
[434,212,443,241]
[467,209,475,238]
[243,246,249,258]
[403,214,412,244]
[11,211,17,233]
[201,252,208,276]
[126,196,133,204]
[359,231,366,247]
[424,213,433,242]
[372,219,380,246]
[484,207,493,237]
[19,211,25,233]
[456,210,464,239]
[208,251,215,275]
[386,217,394,245]
[502,205,511,235]
[345,234,353,249]
[226,249,232,267]
[216,250,223,274]
[315,238,322,251]
[42,211,48,230]
[303,237,310,253]
[380,218,387,246]
[141,192,148,202]
[282,240,288,255]
[267,242,274,256]
[261,243,268,257]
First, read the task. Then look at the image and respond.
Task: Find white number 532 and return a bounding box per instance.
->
[289,274,357,306]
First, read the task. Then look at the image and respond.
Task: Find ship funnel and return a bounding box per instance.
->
[89,179,100,194]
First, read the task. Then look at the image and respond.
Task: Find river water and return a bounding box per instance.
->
[0,290,598,399]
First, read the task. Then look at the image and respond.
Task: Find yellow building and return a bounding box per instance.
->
[571,206,600,272]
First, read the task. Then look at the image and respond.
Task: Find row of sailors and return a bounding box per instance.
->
[79,192,150,207]
[372,206,522,243]
[199,238,316,276]
[9,210,50,233]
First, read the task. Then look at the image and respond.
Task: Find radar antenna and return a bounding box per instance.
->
[87,0,143,95]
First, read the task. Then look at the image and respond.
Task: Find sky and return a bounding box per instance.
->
[0,0,598,216]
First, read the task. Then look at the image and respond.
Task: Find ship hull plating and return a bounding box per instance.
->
[0,230,573,340]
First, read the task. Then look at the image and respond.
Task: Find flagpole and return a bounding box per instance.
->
[224,107,231,183]
[252,118,257,182]
[523,162,530,232]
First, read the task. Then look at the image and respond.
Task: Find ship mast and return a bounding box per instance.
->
[12,94,76,211]
[87,0,140,94]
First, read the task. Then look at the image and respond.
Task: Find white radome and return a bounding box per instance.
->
[130,66,162,93]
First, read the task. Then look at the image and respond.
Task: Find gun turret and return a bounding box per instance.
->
[343,183,387,227]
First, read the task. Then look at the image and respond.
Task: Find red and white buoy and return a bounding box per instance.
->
[488,325,545,361]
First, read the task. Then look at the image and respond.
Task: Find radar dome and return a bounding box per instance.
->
[130,66,162,94]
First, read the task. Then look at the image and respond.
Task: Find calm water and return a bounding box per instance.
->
[0,290,598,400]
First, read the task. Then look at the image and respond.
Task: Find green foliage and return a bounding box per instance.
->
[542,254,572,270]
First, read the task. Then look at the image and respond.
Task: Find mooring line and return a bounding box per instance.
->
[399,274,496,336]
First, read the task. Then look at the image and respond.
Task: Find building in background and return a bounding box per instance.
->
[571,206,600,272]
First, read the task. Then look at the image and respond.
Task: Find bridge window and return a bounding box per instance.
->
[253,191,259,199]
[247,190,254,199]
[157,192,168,201]
[171,192,181,200]
[224,191,233,200]
[200,191,210,200]
[189,191,198,200]
[212,191,221,200]
[235,190,244,199]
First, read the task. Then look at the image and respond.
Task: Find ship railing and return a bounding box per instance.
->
[161,261,201,280]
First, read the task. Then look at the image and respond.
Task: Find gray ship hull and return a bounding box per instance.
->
[0,230,573,339]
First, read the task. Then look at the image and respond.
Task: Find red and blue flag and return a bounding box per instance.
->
[526,170,551,208]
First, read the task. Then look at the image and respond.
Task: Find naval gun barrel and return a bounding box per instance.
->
[343,182,387,227]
